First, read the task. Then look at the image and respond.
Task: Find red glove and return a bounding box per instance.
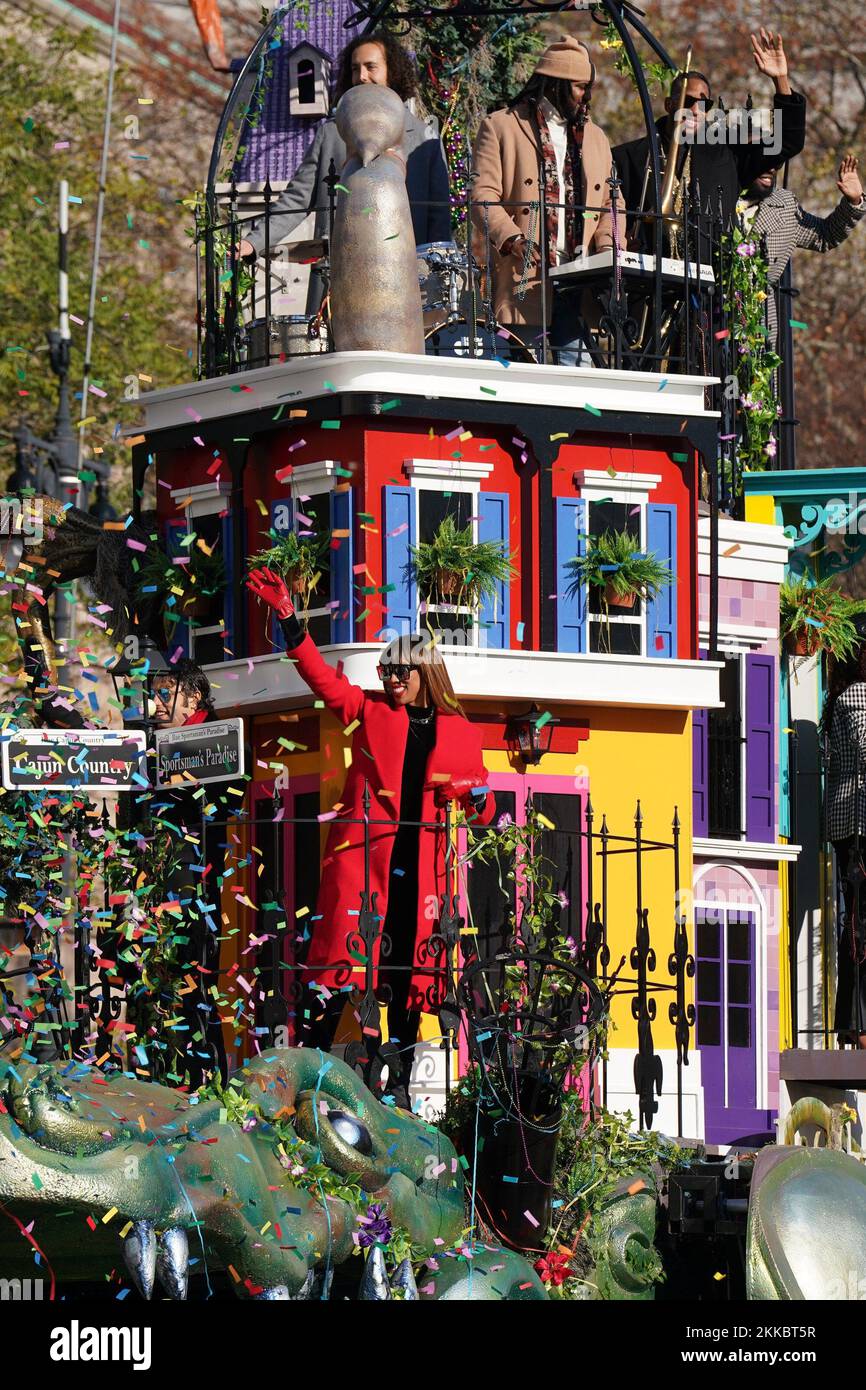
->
[433,775,485,808]
[246,566,295,619]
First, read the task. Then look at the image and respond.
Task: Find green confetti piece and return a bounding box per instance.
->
[334,465,352,476]
[535,711,553,729]
[384,232,400,240]
[380,399,400,411]
[138,239,149,250]
[789,319,808,329]
[22,116,35,132]
[321,420,341,429]
[583,403,602,416]
[671,452,689,462]
[356,608,371,622]
[480,386,497,395]
[334,183,350,194]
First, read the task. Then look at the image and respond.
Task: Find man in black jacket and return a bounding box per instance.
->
[613,29,806,252]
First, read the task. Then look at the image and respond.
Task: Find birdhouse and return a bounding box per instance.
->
[288,42,330,117]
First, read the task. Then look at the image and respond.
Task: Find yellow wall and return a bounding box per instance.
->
[248,702,695,1052]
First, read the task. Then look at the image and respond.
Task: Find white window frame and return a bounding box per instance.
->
[289,460,338,632]
[403,458,496,647]
[169,482,231,661]
[574,469,663,662]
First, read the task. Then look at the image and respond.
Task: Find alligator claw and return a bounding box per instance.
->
[257,1285,291,1300]
[122,1220,157,1300]
[392,1257,419,1300]
[358,1245,391,1300]
[155,1226,189,1300]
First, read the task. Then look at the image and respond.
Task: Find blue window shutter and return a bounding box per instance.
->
[478,491,510,649]
[646,503,677,658]
[164,520,189,659]
[220,511,233,654]
[269,497,294,653]
[330,487,354,643]
[693,649,708,837]
[382,486,416,636]
[555,497,587,653]
[745,653,775,843]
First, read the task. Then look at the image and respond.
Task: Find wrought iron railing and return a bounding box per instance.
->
[0,785,694,1132]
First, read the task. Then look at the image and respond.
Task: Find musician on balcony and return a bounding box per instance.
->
[470,36,624,365]
[239,31,452,314]
[613,30,806,254]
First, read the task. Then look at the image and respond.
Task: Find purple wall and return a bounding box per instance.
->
[236,1,360,184]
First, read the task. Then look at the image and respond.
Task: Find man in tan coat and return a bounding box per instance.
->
[471,35,623,363]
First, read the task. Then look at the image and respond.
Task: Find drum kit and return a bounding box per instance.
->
[238,237,535,369]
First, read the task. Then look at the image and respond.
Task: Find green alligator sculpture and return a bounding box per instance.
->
[0,1047,546,1300]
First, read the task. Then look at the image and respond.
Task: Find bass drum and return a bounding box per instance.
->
[424,318,536,365]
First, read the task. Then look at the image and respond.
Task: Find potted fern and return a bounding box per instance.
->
[410,515,516,614]
[246,530,330,619]
[780,576,866,659]
[135,547,226,618]
[567,529,673,612]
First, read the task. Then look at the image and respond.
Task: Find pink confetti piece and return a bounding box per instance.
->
[54,141,70,150]
[523,1210,539,1228]
[288,439,307,452]
[125,538,147,551]
[184,406,202,422]
[69,314,84,325]
[387,523,408,537]
[88,384,107,398]
[193,435,204,446]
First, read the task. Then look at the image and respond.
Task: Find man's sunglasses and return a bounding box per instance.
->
[377,663,418,682]
[681,95,709,110]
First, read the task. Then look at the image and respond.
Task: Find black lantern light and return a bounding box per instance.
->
[505,703,558,766]
[107,637,172,733]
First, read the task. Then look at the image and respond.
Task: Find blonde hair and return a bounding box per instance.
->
[379,633,466,717]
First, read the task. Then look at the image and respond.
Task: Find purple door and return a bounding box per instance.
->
[695,907,774,1144]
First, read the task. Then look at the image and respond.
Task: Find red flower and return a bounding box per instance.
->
[534,1251,573,1287]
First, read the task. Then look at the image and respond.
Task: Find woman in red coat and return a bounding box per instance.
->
[248,568,495,1100]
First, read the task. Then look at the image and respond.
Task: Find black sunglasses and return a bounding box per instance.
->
[377,663,417,683]
[681,95,709,110]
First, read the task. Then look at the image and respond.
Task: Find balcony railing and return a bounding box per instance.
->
[1,786,692,1132]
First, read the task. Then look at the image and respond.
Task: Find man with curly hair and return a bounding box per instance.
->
[240,31,452,312]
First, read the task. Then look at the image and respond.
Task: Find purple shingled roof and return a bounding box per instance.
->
[235,0,360,183]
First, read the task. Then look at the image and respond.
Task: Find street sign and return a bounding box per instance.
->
[1,728,147,792]
[154,718,245,788]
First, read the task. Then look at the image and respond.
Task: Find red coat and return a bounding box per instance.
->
[289,636,495,1009]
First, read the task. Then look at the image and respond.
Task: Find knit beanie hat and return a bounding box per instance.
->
[533,35,594,84]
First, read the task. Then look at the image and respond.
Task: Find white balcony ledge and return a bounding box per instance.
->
[205,644,722,715]
[139,351,720,435]
[694,836,801,863]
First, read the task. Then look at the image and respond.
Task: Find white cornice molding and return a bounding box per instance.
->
[205,644,723,715]
[698,517,791,583]
[403,458,495,483]
[289,460,340,493]
[694,837,802,863]
[573,469,662,500]
[138,352,721,436]
[698,622,778,650]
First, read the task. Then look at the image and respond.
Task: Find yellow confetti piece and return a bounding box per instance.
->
[296,905,309,917]
[119,1221,133,1239]
[137,1114,147,1132]
[550,431,569,441]
[256,498,268,516]
[344,719,360,736]
[459,430,473,441]
[713,1271,726,1281]
[102,1207,119,1224]
[536,813,555,831]
[260,1221,272,1235]
[607,465,618,478]
[334,840,350,852]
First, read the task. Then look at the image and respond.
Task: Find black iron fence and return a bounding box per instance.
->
[0,785,694,1133]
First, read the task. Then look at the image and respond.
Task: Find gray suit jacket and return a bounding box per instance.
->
[749,186,865,345]
[246,106,452,261]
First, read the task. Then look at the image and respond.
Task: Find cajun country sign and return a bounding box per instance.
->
[154,718,244,788]
[1,729,147,792]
